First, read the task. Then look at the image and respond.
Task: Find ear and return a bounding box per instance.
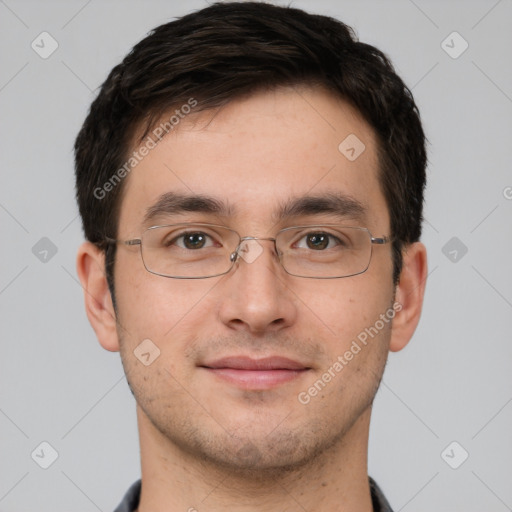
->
[76,241,120,352]
[389,242,428,352]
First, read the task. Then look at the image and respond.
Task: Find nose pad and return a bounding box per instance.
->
[236,239,264,264]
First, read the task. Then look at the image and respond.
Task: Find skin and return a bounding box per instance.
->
[77,86,427,512]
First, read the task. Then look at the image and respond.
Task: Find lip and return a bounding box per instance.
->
[199,356,311,390]
[202,356,309,371]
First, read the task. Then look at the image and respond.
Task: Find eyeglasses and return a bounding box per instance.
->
[106,223,391,279]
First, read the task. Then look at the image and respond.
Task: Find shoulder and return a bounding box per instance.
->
[113,479,141,512]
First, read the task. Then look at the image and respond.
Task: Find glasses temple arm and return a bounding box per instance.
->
[370,236,392,245]
[104,236,141,246]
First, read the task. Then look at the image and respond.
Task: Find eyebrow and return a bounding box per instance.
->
[142,191,367,225]
[143,192,234,225]
[275,192,367,223]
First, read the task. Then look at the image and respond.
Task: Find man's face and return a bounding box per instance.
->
[114,86,395,472]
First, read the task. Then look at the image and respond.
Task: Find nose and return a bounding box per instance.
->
[217,239,298,335]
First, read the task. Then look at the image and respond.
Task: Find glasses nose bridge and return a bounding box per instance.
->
[230,235,280,264]
[238,235,278,251]
[239,235,276,243]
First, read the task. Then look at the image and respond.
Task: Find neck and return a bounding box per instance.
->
[135,405,374,512]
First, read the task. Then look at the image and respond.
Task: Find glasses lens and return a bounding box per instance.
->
[277,226,372,278]
[141,224,238,278]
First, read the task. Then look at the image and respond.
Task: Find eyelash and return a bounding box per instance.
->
[164,230,347,250]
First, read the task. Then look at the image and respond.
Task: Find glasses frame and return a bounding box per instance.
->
[105,223,392,279]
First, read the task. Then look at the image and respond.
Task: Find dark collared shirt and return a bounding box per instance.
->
[113,477,393,511]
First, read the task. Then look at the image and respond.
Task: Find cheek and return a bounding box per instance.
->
[291,274,392,341]
[114,252,218,346]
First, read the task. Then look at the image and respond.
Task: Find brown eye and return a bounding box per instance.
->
[181,232,208,249]
[306,233,330,250]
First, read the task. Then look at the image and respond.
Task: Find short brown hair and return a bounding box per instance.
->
[74,1,427,300]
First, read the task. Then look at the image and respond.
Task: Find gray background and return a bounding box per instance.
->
[1,0,511,511]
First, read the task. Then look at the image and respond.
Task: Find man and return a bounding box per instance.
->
[75,2,427,511]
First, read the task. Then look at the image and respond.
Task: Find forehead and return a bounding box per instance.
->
[118,86,389,234]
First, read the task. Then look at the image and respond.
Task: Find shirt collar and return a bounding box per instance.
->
[114,477,394,512]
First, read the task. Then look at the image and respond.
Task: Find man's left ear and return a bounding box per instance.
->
[389,242,428,352]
